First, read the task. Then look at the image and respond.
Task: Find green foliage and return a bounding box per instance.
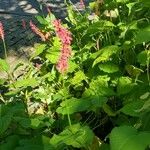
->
[57,96,107,115]
[50,124,94,149]
[0,58,9,72]
[110,126,150,150]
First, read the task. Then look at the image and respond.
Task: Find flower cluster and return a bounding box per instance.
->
[53,19,72,73]
[0,21,4,40]
[30,21,50,41]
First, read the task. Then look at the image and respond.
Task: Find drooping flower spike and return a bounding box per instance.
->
[53,19,72,74]
[30,20,46,41]
[0,21,4,40]
[22,19,26,29]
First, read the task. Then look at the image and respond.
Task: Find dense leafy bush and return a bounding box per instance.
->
[0,0,150,149]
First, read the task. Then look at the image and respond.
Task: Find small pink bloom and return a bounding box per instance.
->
[22,19,26,29]
[79,0,85,9]
[30,20,46,41]
[0,21,4,40]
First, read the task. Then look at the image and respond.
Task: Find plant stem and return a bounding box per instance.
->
[62,74,72,126]
[2,38,7,58]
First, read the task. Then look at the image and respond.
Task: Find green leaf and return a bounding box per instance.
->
[135,26,150,44]
[57,96,107,115]
[67,61,78,73]
[71,71,86,85]
[50,124,94,148]
[32,43,46,58]
[12,78,38,88]
[67,6,77,25]
[117,77,136,95]
[137,50,150,66]
[84,76,115,97]
[0,113,12,135]
[0,58,9,72]
[110,126,150,150]
[36,15,48,25]
[99,62,119,73]
[46,37,61,64]
[87,21,115,35]
[16,136,54,150]
[92,46,119,66]
[120,101,144,117]
[103,104,116,116]
[46,52,60,64]
[0,135,19,150]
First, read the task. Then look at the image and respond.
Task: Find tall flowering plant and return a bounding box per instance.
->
[53,19,72,74]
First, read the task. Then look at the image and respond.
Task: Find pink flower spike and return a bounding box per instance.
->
[0,21,4,40]
[53,19,72,74]
[30,20,46,41]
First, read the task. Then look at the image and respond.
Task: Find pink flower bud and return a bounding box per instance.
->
[0,22,4,40]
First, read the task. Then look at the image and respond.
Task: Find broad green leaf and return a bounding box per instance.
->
[71,71,86,85]
[46,52,60,64]
[92,46,119,66]
[117,77,136,95]
[120,101,144,117]
[110,126,150,150]
[103,104,116,116]
[57,96,107,115]
[135,26,150,44]
[141,112,150,131]
[99,62,119,73]
[50,124,94,148]
[11,78,38,88]
[84,76,115,97]
[0,58,9,72]
[137,50,150,66]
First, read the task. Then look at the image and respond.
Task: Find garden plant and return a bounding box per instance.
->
[0,0,150,149]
